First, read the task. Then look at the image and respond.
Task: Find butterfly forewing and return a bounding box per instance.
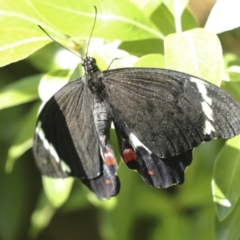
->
[103,68,240,158]
[33,79,101,179]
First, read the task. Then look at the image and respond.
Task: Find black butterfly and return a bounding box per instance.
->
[33,56,240,200]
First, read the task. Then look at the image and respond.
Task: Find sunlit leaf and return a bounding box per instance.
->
[91,40,138,70]
[164,28,224,85]
[133,54,165,68]
[130,0,161,17]
[38,69,73,102]
[31,0,163,40]
[0,0,162,67]
[0,0,52,66]
[42,177,74,208]
[119,38,164,57]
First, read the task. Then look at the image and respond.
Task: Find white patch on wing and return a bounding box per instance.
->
[201,102,214,121]
[36,121,50,150]
[202,94,212,105]
[204,120,216,134]
[60,161,71,173]
[36,122,70,172]
[190,77,207,93]
[49,143,60,163]
[190,77,212,105]
[190,77,216,134]
[35,121,41,134]
[129,132,152,154]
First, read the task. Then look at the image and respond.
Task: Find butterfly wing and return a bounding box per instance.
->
[103,68,240,187]
[114,124,192,188]
[104,68,240,157]
[33,79,119,199]
[81,162,120,199]
[33,79,99,178]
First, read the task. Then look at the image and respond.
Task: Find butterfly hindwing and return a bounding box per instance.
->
[104,68,240,158]
[115,124,192,188]
[134,148,193,188]
[82,161,120,199]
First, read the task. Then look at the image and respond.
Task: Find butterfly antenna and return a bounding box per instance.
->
[38,25,83,60]
[85,6,97,57]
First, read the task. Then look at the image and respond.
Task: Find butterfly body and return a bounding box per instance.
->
[33,57,240,199]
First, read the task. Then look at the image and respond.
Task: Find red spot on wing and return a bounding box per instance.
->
[104,151,116,166]
[147,170,154,176]
[123,148,137,163]
[105,179,112,185]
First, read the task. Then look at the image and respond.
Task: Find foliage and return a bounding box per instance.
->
[0,0,240,239]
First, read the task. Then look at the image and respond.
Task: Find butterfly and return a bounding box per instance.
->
[33,54,240,200]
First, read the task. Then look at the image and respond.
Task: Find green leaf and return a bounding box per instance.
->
[163,0,188,33]
[5,103,39,173]
[31,0,163,40]
[221,80,240,103]
[5,140,33,172]
[28,43,80,72]
[0,74,42,110]
[91,40,138,71]
[0,143,41,240]
[215,198,240,240]
[163,0,188,19]
[0,0,51,66]
[38,69,74,102]
[181,8,198,31]
[130,0,161,18]
[133,54,165,68]
[213,135,240,221]
[42,176,74,208]
[119,38,164,57]
[226,66,240,82]
[164,28,224,85]
[222,58,240,103]
[150,3,175,36]
[224,53,240,69]
[0,27,50,67]
[1,0,163,67]
[28,192,56,239]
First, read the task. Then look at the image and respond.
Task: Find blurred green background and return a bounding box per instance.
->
[0,0,240,239]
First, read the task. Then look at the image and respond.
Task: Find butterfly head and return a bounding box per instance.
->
[82,57,99,75]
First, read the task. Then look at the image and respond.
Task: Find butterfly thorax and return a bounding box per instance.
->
[81,58,113,159]
[82,57,106,100]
